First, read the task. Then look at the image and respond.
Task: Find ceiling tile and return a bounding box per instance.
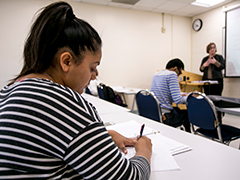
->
[157,1,188,11]
[135,0,167,8]
[108,2,133,8]
[131,6,154,11]
[74,0,235,17]
[171,0,195,3]
[82,0,110,5]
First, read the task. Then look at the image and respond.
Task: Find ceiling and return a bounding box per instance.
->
[71,0,234,17]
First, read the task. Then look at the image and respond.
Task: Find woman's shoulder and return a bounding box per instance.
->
[215,54,224,58]
[7,78,80,101]
[203,55,209,60]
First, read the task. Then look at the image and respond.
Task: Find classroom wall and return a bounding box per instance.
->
[3,0,238,97]
[192,0,240,98]
[0,0,191,90]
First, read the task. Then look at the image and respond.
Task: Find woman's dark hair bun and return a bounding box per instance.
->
[66,7,75,20]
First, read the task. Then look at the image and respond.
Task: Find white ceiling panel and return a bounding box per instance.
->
[73,0,235,17]
[135,0,167,8]
[157,1,188,11]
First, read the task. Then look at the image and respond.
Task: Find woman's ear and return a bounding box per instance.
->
[59,52,73,72]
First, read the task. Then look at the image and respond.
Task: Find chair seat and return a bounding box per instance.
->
[196,124,240,142]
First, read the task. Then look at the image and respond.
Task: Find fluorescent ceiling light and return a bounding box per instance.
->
[191,0,226,7]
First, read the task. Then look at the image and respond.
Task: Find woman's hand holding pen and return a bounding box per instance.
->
[134,124,152,163]
[134,135,152,163]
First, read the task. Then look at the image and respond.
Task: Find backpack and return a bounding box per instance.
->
[101,84,116,104]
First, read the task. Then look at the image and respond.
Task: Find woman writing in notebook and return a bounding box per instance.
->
[0,1,152,179]
[199,42,225,95]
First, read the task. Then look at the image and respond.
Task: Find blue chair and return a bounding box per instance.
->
[85,87,92,95]
[187,92,240,146]
[135,90,163,123]
[97,84,105,100]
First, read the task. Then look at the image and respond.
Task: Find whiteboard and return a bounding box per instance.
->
[225,6,240,77]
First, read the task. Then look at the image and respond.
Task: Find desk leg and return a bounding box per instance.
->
[122,94,127,105]
[131,96,136,112]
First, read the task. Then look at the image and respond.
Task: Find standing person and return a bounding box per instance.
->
[150,58,191,132]
[200,42,225,95]
[0,2,152,179]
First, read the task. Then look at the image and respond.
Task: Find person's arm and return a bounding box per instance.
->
[65,123,151,180]
[108,130,152,163]
[210,55,225,70]
[134,135,152,163]
[169,73,186,104]
[200,57,209,72]
[65,94,151,179]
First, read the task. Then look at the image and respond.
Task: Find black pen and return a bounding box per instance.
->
[138,124,145,140]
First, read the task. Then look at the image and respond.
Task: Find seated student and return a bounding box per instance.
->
[150,58,191,132]
[0,2,152,179]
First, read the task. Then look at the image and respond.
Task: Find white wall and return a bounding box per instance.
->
[0,0,191,90]
[192,0,240,98]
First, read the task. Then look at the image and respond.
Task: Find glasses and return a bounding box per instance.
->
[210,46,216,49]
[177,68,182,75]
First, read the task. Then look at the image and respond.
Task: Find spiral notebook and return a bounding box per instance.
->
[107,120,192,171]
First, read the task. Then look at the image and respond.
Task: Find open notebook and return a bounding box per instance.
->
[106,120,192,172]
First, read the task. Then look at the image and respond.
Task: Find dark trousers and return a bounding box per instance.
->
[203,78,223,96]
[163,107,191,132]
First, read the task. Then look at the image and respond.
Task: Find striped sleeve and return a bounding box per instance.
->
[0,79,151,179]
[64,122,151,179]
[150,70,185,109]
[168,73,185,105]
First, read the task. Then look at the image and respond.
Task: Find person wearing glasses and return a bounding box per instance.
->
[150,58,191,132]
[200,42,225,95]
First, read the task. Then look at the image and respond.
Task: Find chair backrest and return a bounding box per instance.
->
[97,84,105,100]
[85,87,92,95]
[136,90,163,123]
[187,92,218,130]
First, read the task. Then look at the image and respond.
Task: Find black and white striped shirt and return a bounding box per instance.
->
[0,78,150,179]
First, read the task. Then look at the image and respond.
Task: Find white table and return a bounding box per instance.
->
[216,107,240,116]
[100,111,240,180]
[207,95,240,122]
[81,93,129,115]
[111,86,143,111]
[111,86,142,95]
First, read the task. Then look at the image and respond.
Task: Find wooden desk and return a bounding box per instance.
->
[178,70,203,93]
[172,103,187,110]
[179,81,204,92]
[180,80,219,93]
